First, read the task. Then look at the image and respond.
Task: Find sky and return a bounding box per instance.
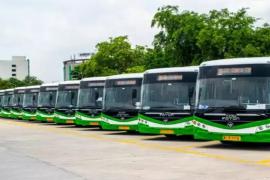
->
[0,0,270,83]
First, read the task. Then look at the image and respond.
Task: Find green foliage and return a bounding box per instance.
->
[79,6,270,77]
[71,66,83,80]
[152,6,270,66]
[79,36,146,77]
[0,76,43,90]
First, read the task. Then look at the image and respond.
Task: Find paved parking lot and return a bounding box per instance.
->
[0,119,269,180]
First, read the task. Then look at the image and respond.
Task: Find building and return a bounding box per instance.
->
[0,56,29,80]
[63,53,91,81]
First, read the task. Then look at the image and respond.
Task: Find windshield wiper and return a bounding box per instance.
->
[149,106,185,110]
[106,107,136,111]
[201,106,246,113]
[223,105,246,112]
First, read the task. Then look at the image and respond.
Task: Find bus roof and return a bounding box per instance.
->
[24,85,41,89]
[144,66,199,74]
[59,80,80,85]
[14,86,26,90]
[4,88,14,92]
[106,73,143,80]
[81,76,107,82]
[200,57,270,67]
[40,82,59,87]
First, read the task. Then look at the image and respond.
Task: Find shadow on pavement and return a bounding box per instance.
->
[143,135,207,142]
[200,142,270,151]
[105,131,158,136]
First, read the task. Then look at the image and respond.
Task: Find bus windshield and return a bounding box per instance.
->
[3,95,13,107]
[38,91,57,107]
[78,87,103,109]
[56,90,78,108]
[23,92,39,107]
[13,94,24,107]
[142,82,195,110]
[104,86,141,110]
[197,77,270,110]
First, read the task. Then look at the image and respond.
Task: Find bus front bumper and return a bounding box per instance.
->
[36,112,54,122]
[54,113,75,124]
[193,116,270,143]
[10,110,23,119]
[194,128,270,143]
[22,112,37,121]
[75,112,102,126]
[101,114,138,131]
[138,115,194,135]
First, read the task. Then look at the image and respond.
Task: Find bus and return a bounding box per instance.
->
[22,86,40,120]
[1,89,14,118]
[75,77,106,126]
[0,90,5,117]
[54,80,80,124]
[10,87,26,119]
[36,83,58,122]
[138,66,198,136]
[101,73,143,131]
[194,57,270,143]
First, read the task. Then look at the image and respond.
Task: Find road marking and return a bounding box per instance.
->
[257,159,270,166]
[1,119,269,168]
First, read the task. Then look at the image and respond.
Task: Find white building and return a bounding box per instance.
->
[63,53,91,81]
[0,56,29,80]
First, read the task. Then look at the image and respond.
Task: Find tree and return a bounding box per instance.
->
[151,6,206,66]
[71,66,83,80]
[78,6,270,77]
[23,76,43,86]
[0,76,43,90]
[79,36,147,77]
[151,6,270,66]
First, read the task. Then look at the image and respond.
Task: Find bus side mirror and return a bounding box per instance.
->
[132,89,137,99]
[33,95,36,102]
[49,93,53,102]
[18,97,20,104]
[71,91,75,100]
[188,87,195,106]
[95,91,99,101]
[188,88,194,98]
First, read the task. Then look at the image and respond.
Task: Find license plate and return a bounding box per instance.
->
[89,122,99,126]
[160,129,174,134]
[47,118,53,122]
[118,126,130,130]
[31,117,36,120]
[66,120,74,124]
[223,136,241,141]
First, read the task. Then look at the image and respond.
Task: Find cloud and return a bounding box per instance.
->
[0,0,269,82]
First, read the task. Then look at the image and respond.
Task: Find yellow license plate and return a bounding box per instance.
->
[31,117,36,120]
[66,120,74,124]
[47,118,53,122]
[89,122,99,126]
[118,126,130,130]
[223,136,241,141]
[160,129,174,134]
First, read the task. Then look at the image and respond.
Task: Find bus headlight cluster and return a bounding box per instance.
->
[256,124,270,132]
[138,119,148,125]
